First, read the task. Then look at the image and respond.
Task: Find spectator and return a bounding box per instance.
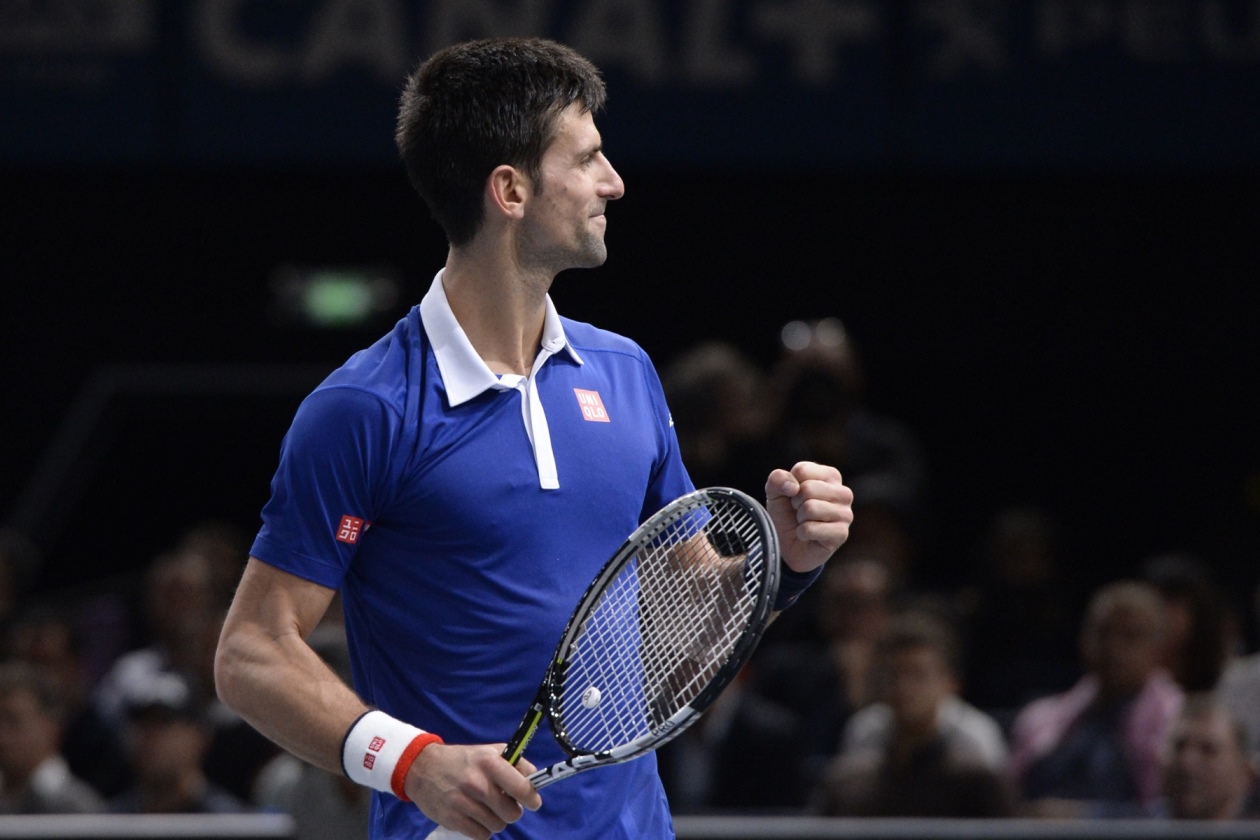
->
[92,544,277,801]
[94,549,219,725]
[176,520,251,612]
[767,319,928,530]
[0,660,105,814]
[1219,581,1260,762]
[841,476,923,595]
[1159,693,1257,820]
[1010,580,1183,816]
[656,664,805,814]
[112,669,245,814]
[7,606,131,797]
[0,530,39,651]
[812,612,1014,817]
[961,506,1078,719]
[660,341,773,495]
[658,555,896,813]
[1142,553,1237,692]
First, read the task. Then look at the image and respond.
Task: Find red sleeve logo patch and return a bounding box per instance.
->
[336,515,366,544]
[574,389,610,422]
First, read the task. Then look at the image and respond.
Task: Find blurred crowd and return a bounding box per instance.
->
[654,319,1260,822]
[0,317,1258,835]
[0,524,368,838]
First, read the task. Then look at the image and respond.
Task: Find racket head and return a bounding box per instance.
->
[540,486,780,765]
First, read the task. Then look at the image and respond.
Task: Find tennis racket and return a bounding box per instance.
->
[428,486,779,836]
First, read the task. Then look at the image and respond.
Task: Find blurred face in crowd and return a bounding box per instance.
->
[819,558,890,643]
[1163,706,1256,820]
[148,554,215,640]
[129,713,208,788]
[1083,596,1163,699]
[0,687,60,784]
[9,618,82,706]
[885,644,956,737]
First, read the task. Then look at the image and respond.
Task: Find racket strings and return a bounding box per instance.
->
[555,498,768,754]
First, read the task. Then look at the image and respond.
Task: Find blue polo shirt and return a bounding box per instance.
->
[251,272,692,839]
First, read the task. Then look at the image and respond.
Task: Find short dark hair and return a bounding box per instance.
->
[396,37,607,247]
[880,611,962,677]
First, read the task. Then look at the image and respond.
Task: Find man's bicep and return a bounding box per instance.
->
[226,557,338,641]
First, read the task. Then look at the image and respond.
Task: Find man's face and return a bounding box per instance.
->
[518,104,624,272]
[820,560,889,642]
[130,716,207,785]
[0,689,59,780]
[885,646,955,733]
[1084,605,1162,695]
[1163,709,1255,820]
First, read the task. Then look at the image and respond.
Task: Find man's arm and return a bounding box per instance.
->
[214,558,363,771]
[215,558,541,840]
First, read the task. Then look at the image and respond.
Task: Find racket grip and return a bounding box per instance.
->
[502,699,547,765]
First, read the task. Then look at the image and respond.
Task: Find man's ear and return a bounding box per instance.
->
[487,164,530,221]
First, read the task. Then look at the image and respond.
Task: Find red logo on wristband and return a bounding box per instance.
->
[369,736,385,752]
[363,753,376,770]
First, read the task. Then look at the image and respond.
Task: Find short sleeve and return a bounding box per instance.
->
[250,386,403,589]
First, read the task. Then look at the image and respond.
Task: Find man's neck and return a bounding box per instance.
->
[891,718,940,763]
[442,244,554,377]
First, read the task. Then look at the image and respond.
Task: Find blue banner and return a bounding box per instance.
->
[2,0,1257,167]
[1,0,161,161]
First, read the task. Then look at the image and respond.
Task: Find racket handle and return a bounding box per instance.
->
[424,827,470,840]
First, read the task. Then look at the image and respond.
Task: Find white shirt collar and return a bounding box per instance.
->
[419,269,583,407]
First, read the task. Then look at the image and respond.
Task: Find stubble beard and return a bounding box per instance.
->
[526,224,607,273]
[575,224,609,268]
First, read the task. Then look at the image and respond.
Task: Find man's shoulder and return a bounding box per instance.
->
[561,316,647,361]
[315,309,423,411]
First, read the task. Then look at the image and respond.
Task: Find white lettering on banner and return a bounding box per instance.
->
[917,0,1008,77]
[1037,0,1260,62]
[196,0,295,83]
[565,0,668,82]
[750,0,880,84]
[683,0,756,85]
[301,0,410,81]
[189,0,1260,88]
[1037,0,1114,56]
[197,0,409,85]
[420,0,553,57]
[1124,0,1190,60]
[0,0,154,52]
[1203,0,1260,61]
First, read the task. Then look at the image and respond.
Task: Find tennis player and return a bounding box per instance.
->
[215,37,853,840]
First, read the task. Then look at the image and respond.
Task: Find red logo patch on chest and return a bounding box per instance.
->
[574,389,610,422]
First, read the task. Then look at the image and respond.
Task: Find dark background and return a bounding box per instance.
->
[4,0,1260,629]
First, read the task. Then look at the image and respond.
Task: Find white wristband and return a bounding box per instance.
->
[341,710,440,799]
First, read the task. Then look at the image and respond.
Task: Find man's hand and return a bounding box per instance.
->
[765,461,854,573]
[405,743,542,840]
